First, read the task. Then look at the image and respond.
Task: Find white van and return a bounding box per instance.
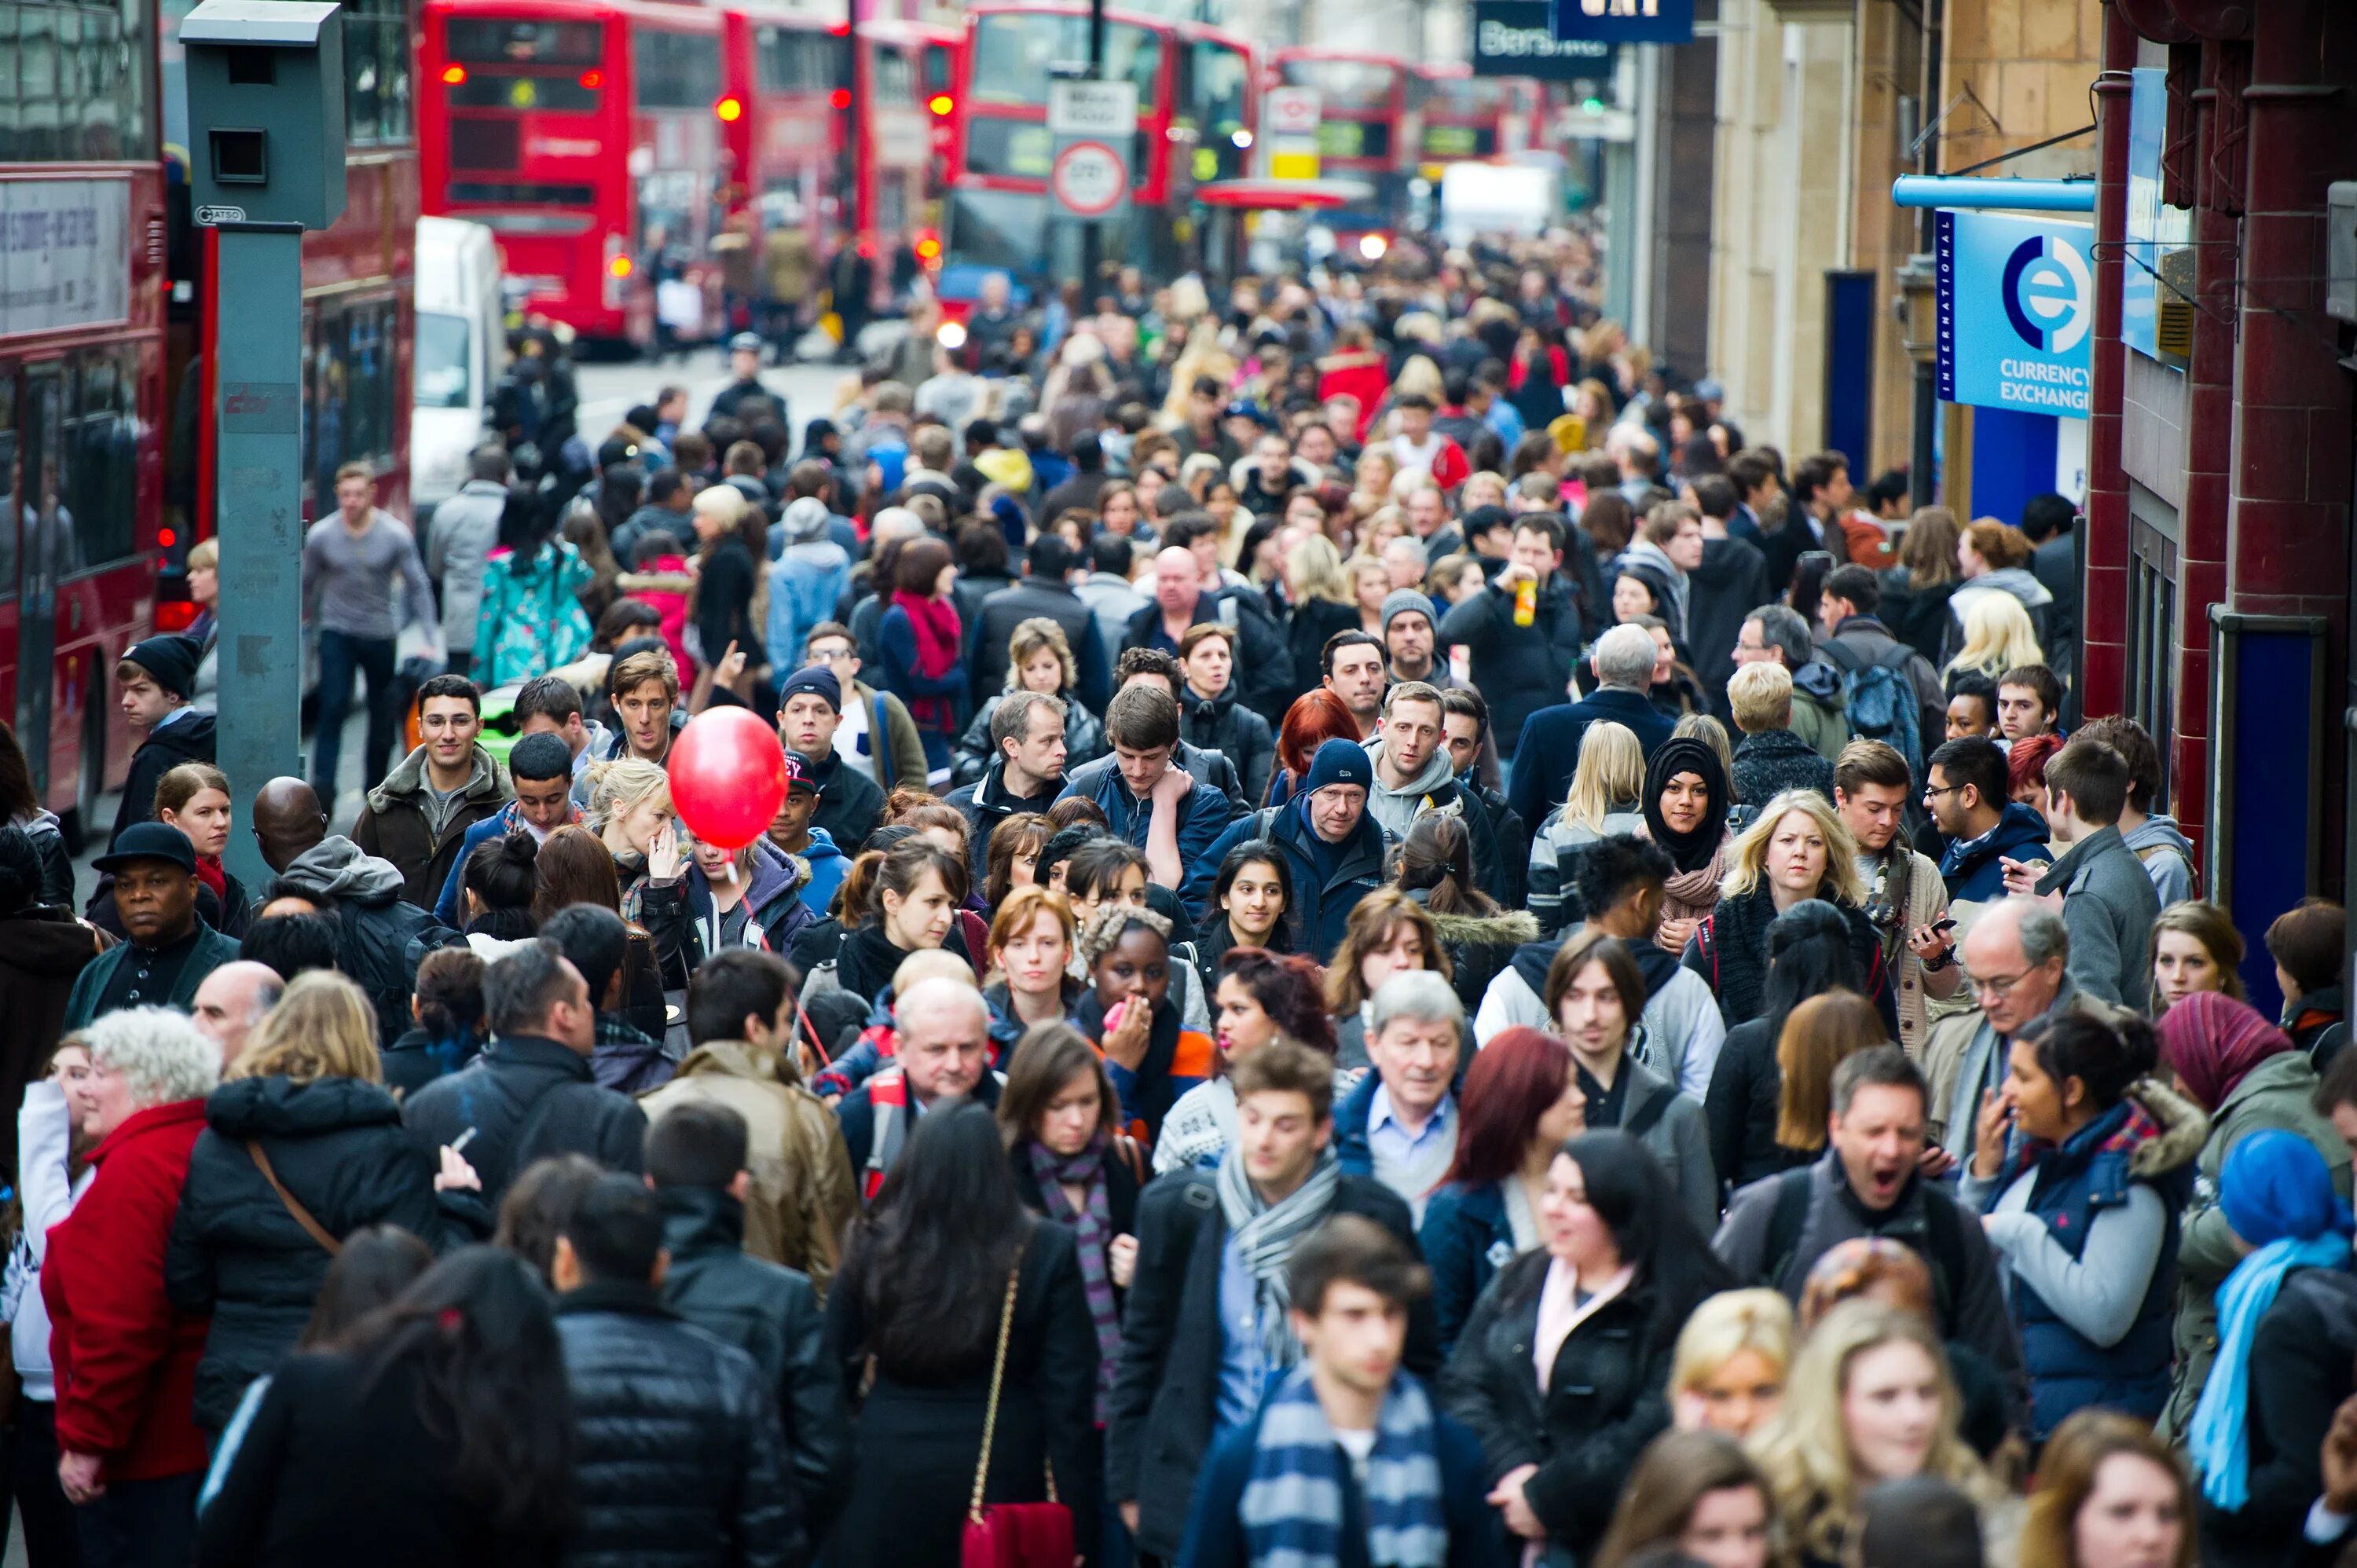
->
[412,216,506,518]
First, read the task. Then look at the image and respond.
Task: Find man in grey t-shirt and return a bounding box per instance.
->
[302,462,440,800]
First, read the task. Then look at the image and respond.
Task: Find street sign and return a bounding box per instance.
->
[1935,209,2095,416]
[1475,1,1617,79]
[1266,86,1321,138]
[1048,79,1138,137]
[1051,141,1127,218]
[1550,0,1694,45]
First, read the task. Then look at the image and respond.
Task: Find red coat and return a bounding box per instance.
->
[43,1099,211,1482]
[1315,352,1391,441]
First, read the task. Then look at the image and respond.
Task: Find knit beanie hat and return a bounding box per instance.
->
[778,666,842,713]
[1302,738,1373,797]
[1380,589,1435,634]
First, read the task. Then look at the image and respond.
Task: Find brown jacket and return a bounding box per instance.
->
[637,1039,857,1296]
[350,744,511,908]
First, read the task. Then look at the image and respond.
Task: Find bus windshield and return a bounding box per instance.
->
[968,14,1160,109]
[1281,59,1397,112]
[1425,76,1505,116]
[444,18,604,64]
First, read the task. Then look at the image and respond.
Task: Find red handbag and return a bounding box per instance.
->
[959,1255,1074,1568]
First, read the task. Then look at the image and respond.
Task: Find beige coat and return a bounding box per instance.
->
[1863,846,1971,1056]
[639,1039,858,1298]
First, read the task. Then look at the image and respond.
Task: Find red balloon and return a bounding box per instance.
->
[665,707,788,852]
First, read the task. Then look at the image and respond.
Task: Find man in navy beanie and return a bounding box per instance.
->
[1190,738,1389,962]
[110,636,214,850]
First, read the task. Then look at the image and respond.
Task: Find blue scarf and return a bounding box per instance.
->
[1239,1365,1447,1568]
[2187,1127,2356,1511]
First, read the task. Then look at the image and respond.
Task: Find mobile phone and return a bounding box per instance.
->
[1930,917,1958,935]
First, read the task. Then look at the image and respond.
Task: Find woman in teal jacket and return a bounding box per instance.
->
[473,491,595,687]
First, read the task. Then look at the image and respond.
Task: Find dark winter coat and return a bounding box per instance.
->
[1503,685,1677,830]
[1419,900,1541,1017]
[164,1075,452,1431]
[1703,1018,1817,1192]
[953,690,1108,786]
[1191,801,1391,965]
[194,1348,569,1568]
[1690,535,1771,723]
[2199,1263,2357,1568]
[1438,576,1584,763]
[823,1219,1102,1566]
[0,907,105,1178]
[1060,748,1241,869]
[946,760,1066,885]
[556,1278,803,1568]
[1179,682,1277,811]
[1681,881,1896,1035]
[1461,774,1529,910]
[1131,588,1299,731]
[401,1034,647,1200]
[805,747,888,855]
[967,577,1113,712]
[62,916,241,1029]
[1439,1252,1675,1563]
[1939,800,2055,903]
[349,743,512,909]
[1730,728,1836,808]
[1418,1181,1521,1355]
[276,838,466,1048]
[658,1185,849,1537]
[1107,1167,1439,1561]
[112,709,217,848]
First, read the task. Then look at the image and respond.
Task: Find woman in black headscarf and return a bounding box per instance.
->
[1637,735,1731,958]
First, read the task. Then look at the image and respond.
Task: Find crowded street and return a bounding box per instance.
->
[5,0,2357,1566]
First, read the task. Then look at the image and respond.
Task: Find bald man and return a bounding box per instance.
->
[833,976,994,1200]
[251,777,329,874]
[190,961,285,1068]
[1920,898,2089,1174]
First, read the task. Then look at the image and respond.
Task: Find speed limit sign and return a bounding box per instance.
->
[1051,139,1127,219]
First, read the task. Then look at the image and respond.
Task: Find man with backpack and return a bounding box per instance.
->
[1814,566,1945,779]
[1712,1046,2024,1416]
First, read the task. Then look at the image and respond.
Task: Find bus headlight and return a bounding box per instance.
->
[1359,233,1389,261]
[936,321,968,350]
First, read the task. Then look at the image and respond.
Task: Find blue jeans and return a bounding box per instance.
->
[313,628,399,799]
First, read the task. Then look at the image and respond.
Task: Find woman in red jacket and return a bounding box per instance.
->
[43,1005,221,1568]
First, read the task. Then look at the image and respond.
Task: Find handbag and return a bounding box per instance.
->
[959,1254,1073,1568]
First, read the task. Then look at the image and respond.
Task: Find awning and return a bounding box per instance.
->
[1192,178,1378,211]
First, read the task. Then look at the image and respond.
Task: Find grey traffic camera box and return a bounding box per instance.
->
[181,0,347,229]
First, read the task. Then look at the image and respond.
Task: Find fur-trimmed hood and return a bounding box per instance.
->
[2126,1073,2211,1180]
[1424,905,1540,951]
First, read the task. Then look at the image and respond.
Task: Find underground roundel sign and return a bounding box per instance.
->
[1051,140,1127,218]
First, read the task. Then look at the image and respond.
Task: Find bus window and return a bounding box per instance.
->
[966,15,1158,110]
[0,375,20,602]
[922,44,953,95]
[756,27,838,93]
[634,29,723,111]
[1186,42,1250,180]
[2,0,158,161]
[68,349,141,571]
[1280,60,1395,113]
[443,19,605,65]
[343,0,413,145]
[446,73,601,113]
[869,42,914,103]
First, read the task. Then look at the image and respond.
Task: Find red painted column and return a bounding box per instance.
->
[2079,6,2140,723]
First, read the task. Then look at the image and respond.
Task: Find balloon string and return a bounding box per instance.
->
[725,859,740,887]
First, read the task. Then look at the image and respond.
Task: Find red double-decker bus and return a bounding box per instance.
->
[0,0,171,844]
[420,0,728,350]
[1271,49,1413,227]
[944,0,1255,292]
[1412,65,1541,170]
[724,6,844,258]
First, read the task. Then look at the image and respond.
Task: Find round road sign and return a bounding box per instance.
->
[1052,140,1127,218]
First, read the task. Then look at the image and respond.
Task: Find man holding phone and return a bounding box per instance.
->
[1832,740,1964,1057]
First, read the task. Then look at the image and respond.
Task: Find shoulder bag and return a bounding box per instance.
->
[247,1141,341,1255]
[960,1251,1073,1568]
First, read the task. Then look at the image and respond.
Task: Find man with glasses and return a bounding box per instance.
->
[1924,736,2053,902]
[1919,898,2098,1179]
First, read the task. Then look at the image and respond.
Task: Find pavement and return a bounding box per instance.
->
[69,344,855,893]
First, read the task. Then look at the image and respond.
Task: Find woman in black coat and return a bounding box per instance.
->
[165,972,456,1433]
[998,1023,1147,1431]
[823,1098,1102,1567]
[1704,902,1878,1191]
[197,1246,575,1568]
[1440,1129,1731,1567]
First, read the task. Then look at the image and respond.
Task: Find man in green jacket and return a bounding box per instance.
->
[64,823,241,1028]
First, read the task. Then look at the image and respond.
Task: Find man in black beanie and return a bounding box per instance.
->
[111,635,213,849]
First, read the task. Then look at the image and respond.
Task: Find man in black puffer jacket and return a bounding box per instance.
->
[649,1103,849,1540]
[165,1057,457,1432]
[269,823,464,1048]
[555,1174,803,1568]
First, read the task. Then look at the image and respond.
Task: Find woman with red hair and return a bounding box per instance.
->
[1415,1026,1589,1350]
[2007,730,2066,809]
[1265,688,1362,809]
[1151,946,1336,1175]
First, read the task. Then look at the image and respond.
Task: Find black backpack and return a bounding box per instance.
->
[1761,1166,1970,1329]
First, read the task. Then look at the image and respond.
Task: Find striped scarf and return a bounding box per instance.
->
[1216,1144,1342,1374]
[1028,1136,1120,1423]
[1240,1365,1447,1568]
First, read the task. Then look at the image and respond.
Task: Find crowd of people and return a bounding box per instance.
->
[5,233,2355,1568]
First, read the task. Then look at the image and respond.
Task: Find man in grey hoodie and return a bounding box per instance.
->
[2077,714,2195,907]
[1618,501,1704,644]
[1362,683,1507,902]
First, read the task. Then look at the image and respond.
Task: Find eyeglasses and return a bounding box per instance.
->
[1966,968,2033,1001]
[1923,783,1963,801]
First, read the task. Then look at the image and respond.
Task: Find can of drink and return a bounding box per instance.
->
[1512,576,1537,628]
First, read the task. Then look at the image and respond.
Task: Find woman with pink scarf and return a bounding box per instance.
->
[877,534,966,778]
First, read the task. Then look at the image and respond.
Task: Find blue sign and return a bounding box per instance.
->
[1551,0,1693,45]
[1476,2,1617,80]
[1935,208,2095,416]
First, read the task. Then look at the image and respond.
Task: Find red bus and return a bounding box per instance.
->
[855,19,962,280]
[1271,49,1413,226]
[944,1,1255,292]
[0,0,170,844]
[724,7,845,260]
[420,0,730,350]
[1412,65,1541,170]
[162,0,416,551]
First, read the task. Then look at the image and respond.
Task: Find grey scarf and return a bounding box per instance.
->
[1215,1143,1341,1372]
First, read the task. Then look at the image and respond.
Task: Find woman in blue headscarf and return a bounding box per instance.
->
[2190,1128,2357,1568]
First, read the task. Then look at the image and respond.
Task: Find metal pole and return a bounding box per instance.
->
[211,224,307,891]
[1081,0,1105,296]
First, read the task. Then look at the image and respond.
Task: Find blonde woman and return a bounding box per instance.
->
[1683,789,1895,1031]
[165,970,452,1435]
[1351,448,1400,518]
[1747,1301,2018,1566]
[951,617,1106,784]
[1671,1288,1794,1441]
[1529,720,1648,936]
[1348,555,1391,634]
[588,757,680,936]
[1943,590,2045,686]
[1282,533,1364,683]
[2149,899,2245,1017]
[1461,471,1509,512]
